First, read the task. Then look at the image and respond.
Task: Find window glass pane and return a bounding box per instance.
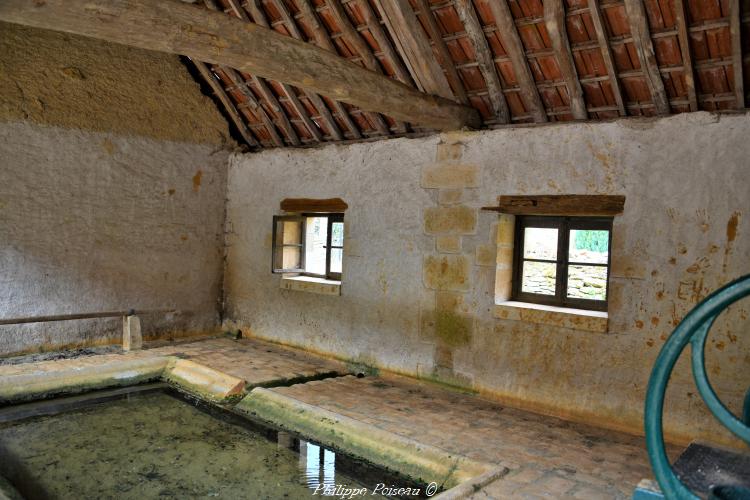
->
[521,261,556,295]
[523,227,558,260]
[569,229,609,264]
[331,222,344,247]
[567,265,607,300]
[330,248,343,274]
[305,216,328,275]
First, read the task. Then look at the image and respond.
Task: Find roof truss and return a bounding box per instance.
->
[1,0,745,150]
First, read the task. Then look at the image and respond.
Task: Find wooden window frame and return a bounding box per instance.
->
[271,214,306,273]
[325,213,344,281]
[272,213,344,281]
[512,216,613,311]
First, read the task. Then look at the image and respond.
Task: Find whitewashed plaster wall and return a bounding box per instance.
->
[225,112,750,447]
[0,121,229,355]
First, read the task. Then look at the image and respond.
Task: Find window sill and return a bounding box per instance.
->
[280,276,341,296]
[493,301,608,333]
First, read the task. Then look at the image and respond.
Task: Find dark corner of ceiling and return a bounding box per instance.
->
[180,56,250,151]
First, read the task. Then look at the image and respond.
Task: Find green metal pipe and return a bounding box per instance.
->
[643,275,750,499]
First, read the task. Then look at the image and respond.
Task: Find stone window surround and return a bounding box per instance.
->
[494,213,609,334]
[494,301,608,334]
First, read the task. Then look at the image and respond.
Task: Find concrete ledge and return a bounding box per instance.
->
[163,359,245,403]
[236,387,491,489]
[0,357,169,405]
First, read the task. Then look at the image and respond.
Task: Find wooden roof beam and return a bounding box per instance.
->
[587,0,626,116]
[354,0,415,132]
[355,0,413,86]
[324,0,393,135]
[0,0,480,132]
[623,0,670,114]
[454,0,509,123]
[253,0,343,141]
[291,0,365,138]
[729,0,745,109]
[376,0,456,100]
[544,0,588,120]
[205,0,301,145]
[673,0,698,111]
[413,0,469,104]
[231,0,324,141]
[193,60,260,148]
[488,0,547,122]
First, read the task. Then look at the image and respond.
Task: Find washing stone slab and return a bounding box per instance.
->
[163,358,245,403]
[236,386,506,495]
[0,336,350,405]
[0,355,170,404]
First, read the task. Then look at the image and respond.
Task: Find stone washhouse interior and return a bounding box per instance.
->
[0,0,749,498]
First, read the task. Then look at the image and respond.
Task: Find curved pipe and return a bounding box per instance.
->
[644,275,750,499]
[691,316,750,443]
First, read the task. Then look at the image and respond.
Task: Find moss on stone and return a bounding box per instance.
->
[435,310,472,347]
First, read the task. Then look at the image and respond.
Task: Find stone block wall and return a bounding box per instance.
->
[420,138,481,385]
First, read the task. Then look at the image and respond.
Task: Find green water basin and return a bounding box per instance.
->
[0,385,426,499]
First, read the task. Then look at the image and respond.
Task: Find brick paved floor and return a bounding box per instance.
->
[146,337,347,386]
[270,375,671,499]
[1,337,669,498]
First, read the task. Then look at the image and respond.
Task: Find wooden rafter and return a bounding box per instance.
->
[326,0,381,72]
[372,0,423,93]
[454,0,509,123]
[729,0,745,109]
[354,0,414,132]
[587,0,626,116]
[673,0,698,111]
[193,60,260,148]
[231,0,324,141]
[282,85,324,142]
[291,0,365,138]
[254,75,302,145]
[355,0,412,86]
[204,0,299,146]
[0,0,480,131]
[413,0,469,104]
[487,0,547,122]
[221,65,286,146]
[377,0,456,100]
[247,0,340,141]
[623,0,670,114]
[544,0,588,120]
[324,0,392,135]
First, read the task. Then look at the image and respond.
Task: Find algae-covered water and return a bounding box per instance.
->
[0,389,418,499]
